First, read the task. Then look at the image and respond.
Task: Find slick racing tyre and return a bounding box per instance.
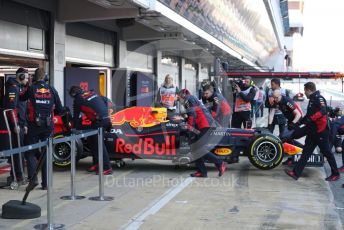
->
[53,135,72,167]
[247,134,283,170]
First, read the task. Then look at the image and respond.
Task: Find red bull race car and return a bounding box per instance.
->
[52,106,323,170]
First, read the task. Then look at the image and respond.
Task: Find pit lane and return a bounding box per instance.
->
[0,157,341,230]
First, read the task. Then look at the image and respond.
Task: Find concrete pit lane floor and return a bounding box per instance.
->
[0,156,342,230]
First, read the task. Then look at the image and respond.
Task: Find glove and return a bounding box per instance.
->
[300,117,312,125]
[287,122,296,130]
[180,123,188,130]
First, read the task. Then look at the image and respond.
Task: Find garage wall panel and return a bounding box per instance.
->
[199,67,209,82]
[28,27,44,51]
[183,69,196,95]
[126,51,153,71]
[65,35,114,66]
[0,20,45,58]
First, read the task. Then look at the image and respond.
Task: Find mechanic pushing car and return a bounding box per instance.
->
[231,76,256,129]
[21,68,63,189]
[202,84,231,127]
[176,89,226,178]
[272,89,303,165]
[3,67,29,185]
[285,82,340,181]
[69,86,112,175]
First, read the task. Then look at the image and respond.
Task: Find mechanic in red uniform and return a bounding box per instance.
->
[4,67,29,184]
[285,82,339,181]
[177,89,226,177]
[21,68,63,189]
[69,86,112,175]
[202,84,231,127]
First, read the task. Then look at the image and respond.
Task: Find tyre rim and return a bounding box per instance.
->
[53,142,71,162]
[256,141,277,163]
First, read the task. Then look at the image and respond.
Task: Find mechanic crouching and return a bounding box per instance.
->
[176,89,226,178]
[285,82,339,181]
[69,86,112,175]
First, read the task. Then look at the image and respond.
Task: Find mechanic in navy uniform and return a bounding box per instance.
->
[176,89,226,177]
[285,82,340,181]
[69,86,112,175]
[3,67,29,184]
[202,84,231,127]
[21,68,63,189]
[266,78,289,135]
[272,89,303,165]
[232,76,256,128]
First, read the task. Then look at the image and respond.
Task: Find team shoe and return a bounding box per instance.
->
[284,169,298,180]
[96,168,113,175]
[338,166,344,173]
[282,158,294,166]
[218,162,226,177]
[325,174,340,182]
[87,164,98,172]
[190,171,207,178]
[6,176,26,186]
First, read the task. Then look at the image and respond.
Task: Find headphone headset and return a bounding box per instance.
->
[18,73,26,81]
[16,68,28,81]
[69,86,83,98]
[44,74,49,82]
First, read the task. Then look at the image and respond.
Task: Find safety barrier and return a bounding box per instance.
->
[3,109,27,189]
[0,127,114,229]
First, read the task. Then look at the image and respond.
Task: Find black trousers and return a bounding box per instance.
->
[293,127,339,177]
[85,119,111,170]
[231,111,251,128]
[268,113,286,135]
[25,123,53,187]
[191,128,223,176]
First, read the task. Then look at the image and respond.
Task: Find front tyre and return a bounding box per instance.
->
[53,135,72,167]
[248,134,283,170]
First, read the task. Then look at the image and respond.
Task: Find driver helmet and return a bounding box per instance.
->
[178,88,190,99]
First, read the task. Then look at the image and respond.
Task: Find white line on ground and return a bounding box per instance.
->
[120,177,195,230]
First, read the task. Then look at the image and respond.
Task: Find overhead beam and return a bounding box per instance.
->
[121,24,184,41]
[224,72,344,79]
[58,0,139,22]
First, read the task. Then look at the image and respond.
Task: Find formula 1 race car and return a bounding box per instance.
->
[52,106,323,170]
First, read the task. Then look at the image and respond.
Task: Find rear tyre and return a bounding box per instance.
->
[247,134,283,170]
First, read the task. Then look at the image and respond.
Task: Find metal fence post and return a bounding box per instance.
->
[34,138,64,230]
[61,134,85,200]
[89,128,113,201]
